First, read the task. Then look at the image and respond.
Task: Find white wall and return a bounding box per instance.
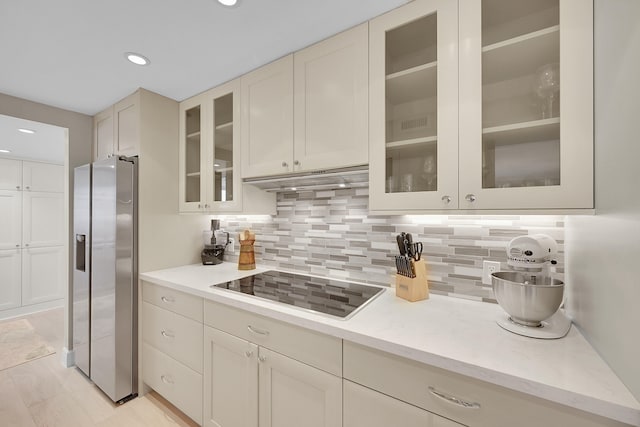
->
[565,0,640,401]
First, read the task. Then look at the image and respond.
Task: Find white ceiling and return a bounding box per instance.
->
[0,0,409,116]
[0,114,66,164]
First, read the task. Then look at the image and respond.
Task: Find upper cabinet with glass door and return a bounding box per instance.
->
[179,80,242,212]
[369,0,459,211]
[458,0,593,210]
[179,79,275,214]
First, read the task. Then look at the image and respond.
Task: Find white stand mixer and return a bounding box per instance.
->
[493,234,571,339]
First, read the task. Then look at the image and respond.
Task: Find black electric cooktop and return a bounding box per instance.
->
[211,270,384,319]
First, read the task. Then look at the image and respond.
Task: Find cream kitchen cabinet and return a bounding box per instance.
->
[369,0,593,212]
[0,190,21,250]
[21,245,65,305]
[22,191,65,248]
[344,341,628,427]
[369,0,459,211]
[0,158,23,190]
[344,380,463,427]
[93,107,114,162]
[203,301,342,427]
[0,249,22,311]
[141,283,203,425]
[0,159,63,192]
[92,90,145,161]
[242,24,369,178]
[241,55,294,178]
[21,161,64,192]
[179,79,275,214]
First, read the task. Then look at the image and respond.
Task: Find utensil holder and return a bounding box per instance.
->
[395,259,429,302]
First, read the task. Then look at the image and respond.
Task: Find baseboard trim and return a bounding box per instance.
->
[61,347,75,368]
[0,299,64,321]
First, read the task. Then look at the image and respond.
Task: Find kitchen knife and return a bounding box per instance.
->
[404,233,414,259]
[397,234,406,256]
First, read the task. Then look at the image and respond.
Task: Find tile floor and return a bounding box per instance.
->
[0,308,198,427]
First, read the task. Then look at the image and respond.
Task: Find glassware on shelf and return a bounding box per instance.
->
[533,63,560,119]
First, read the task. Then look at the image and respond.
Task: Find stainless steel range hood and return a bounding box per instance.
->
[243,165,368,192]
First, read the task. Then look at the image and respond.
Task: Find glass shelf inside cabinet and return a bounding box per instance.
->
[481,0,560,189]
[213,93,233,202]
[185,105,201,203]
[385,12,438,194]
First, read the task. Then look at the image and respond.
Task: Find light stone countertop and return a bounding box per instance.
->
[140,262,640,426]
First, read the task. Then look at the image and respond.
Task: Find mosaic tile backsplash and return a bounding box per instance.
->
[218,188,565,303]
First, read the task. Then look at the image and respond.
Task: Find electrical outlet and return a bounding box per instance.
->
[482,261,501,285]
[227,238,235,254]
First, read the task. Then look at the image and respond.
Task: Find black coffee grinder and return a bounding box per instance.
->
[201,219,229,265]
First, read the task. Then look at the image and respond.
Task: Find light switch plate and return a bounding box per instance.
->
[482,261,501,285]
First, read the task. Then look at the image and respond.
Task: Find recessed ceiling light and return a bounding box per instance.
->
[339,183,346,188]
[0,149,11,153]
[218,0,238,6]
[18,128,35,134]
[213,163,221,167]
[125,52,150,66]
[290,187,297,191]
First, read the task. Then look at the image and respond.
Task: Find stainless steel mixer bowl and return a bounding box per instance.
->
[491,271,564,327]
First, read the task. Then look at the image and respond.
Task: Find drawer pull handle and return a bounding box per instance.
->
[160,375,174,385]
[245,350,253,358]
[160,296,175,303]
[258,355,266,362]
[247,325,269,336]
[428,386,480,409]
[161,330,175,339]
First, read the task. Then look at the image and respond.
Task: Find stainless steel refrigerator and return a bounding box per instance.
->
[73,155,138,403]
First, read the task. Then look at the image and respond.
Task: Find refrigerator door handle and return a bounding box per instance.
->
[75,234,86,272]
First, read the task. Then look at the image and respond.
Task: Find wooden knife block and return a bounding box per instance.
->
[395,259,429,302]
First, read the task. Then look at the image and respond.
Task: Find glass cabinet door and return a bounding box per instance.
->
[459,0,593,209]
[213,93,234,203]
[206,79,242,212]
[369,0,459,211]
[179,99,205,211]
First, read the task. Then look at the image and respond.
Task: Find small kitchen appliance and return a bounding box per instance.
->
[201,219,229,265]
[491,234,571,339]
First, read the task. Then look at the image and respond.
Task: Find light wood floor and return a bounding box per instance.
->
[0,308,198,427]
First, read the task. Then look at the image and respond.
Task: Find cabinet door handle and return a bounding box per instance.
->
[25,243,29,247]
[465,194,476,203]
[160,375,174,385]
[161,330,175,339]
[245,350,254,358]
[15,244,20,248]
[25,186,30,190]
[247,325,269,336]
[160,296,175,303]
[428,386,480,409]
[293,160,300,166]
[441,195,451,204]
[198,204,202,209]
[258,355,266,363]
[16,185,20,190]
[281,161,288,168]
[204,203,210,208]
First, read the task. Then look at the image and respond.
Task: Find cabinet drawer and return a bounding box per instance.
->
[204,300,341,376]
[142,302,203,373]
[143,281,203,322]
[344,380,462,427]
[343,341,627,427]
[142,343,203,425]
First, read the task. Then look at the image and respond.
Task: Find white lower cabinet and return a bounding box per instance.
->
[203,326,258,427]
[258,346,342,427]
[344,380,462,427]
[141,284,203,425]
[0,249,22,311]
[203,301,342,427]
[143,343,203,424]
[21,246,65,306]
[344,341,629,427]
